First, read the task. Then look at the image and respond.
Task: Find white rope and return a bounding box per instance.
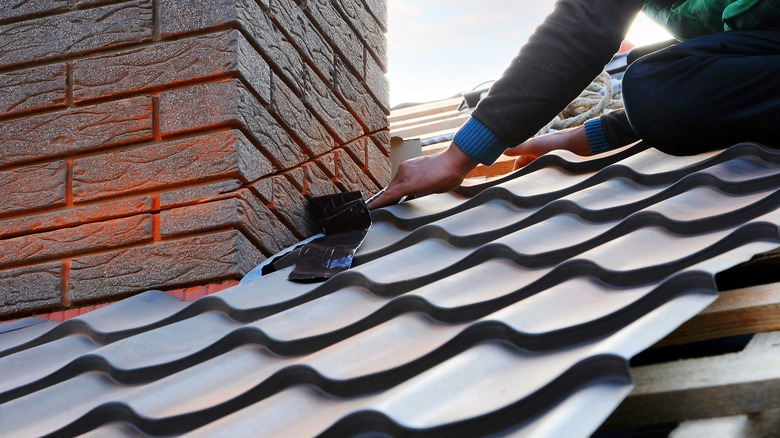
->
[535,71,623,136]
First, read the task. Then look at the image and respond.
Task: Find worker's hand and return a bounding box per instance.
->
[368,143,479,209]
[504,126,590,170]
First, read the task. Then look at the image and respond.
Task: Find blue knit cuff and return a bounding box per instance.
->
[584,117,611,155]
[453,118,509,165]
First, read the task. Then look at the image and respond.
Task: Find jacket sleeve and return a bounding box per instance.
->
[454,0,645,165]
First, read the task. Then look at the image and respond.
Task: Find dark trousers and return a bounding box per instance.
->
[601,29,780,155]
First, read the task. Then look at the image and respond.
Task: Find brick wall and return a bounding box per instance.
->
[0,0,390,320]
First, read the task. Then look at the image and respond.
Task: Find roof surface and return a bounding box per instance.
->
[3,141,780,437]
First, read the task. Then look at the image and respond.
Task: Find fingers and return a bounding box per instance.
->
[513,155,536,170]
[367,184,404,209]
[367,145,478,210]
[502,144,528,156]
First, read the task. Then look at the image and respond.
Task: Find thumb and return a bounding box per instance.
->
[513,155,536,170]
[503,143,531,156]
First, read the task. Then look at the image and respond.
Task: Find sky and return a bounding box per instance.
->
[386,1,672,107]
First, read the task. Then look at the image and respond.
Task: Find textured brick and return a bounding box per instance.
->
[251,175,319,238]
[0,96,153,167]
[273,175,320,237]
[160,0,307,96]
[335,149,380,196]
[237,190,299,251]
[161,193,297,255]
[0,64,66,118]
[335,0,387,71]
[73,30,270,103]
[284,166,307,193]
[69,230,263,302]
[334,59,387,132]
[271,0,334,79]
[0,196,153,239]
[302,0,363,76]
[371,130,391,156]
[0,162,66,216]
[0,0,69,23]
[0,263,61,315]
[160,180,242,208]
[75,0,118,4]
[72,130,273,202]
[271,75,333,157]
[301,65,363,144]
[315,151,337,179]
[303,162,340,198]
[159,0,243,35]
[366,137,391,187]
[0,215,153,269]
[362,0,387,31]
[160,79,305,169]
[364,52,390,112]
[0,0,153,69]
[344,136,368,167]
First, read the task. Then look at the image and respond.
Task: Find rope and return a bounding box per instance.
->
[418,71,623,147]
[420,134,455,146]
[535,71,623,136]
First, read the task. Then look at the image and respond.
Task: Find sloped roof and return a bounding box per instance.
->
[2,141,780,437]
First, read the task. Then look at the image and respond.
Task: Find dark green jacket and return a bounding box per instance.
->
[643,0,780,40]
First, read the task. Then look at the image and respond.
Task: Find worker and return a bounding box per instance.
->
[368,0,780,209]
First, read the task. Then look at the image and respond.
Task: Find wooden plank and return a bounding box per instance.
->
[670,415,750,438]
[669,409,780,437]
[388,97,462,124]
[658,282,780,346]
[390,108,465,131]
[605,331,780,428]
[466,155,516,179]
[390,113,469,140]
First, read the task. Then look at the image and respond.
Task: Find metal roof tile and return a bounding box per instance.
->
[2,141,780,437]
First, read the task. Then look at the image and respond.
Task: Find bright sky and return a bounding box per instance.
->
[387,1,672,107]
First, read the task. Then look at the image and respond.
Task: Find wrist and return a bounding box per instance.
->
[446,142,479,176]
[452,117,510,165]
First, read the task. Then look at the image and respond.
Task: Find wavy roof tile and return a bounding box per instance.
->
[2,141,780,437]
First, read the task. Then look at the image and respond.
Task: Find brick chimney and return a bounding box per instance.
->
[0,0,390,320]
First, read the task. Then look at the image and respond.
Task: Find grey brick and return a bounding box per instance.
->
[334,59,388,133]
[268,175,319,238]
[335,0,387,71]
[362,0,387,31]
[0,263,61,316]
[160,180,243,208]
[0,96,153,167]
[0,162,66,216]
[271,0,334,79]
[303,162,340,198]
[160,0,307,96]
[0,215,153,269]
[73,30,270,104]
[271,75,334,158]
[160,194,297,256]
[160,79,306,170]
[0,63,67,118]
[302,64,363,144]
[335,148,380,196]
[0,0,69,24]
[0,196,154,239]
[0,0,153,69]
[366,135,391,187]
[364,52,390,112]
[72,130,273,202]
[302,0,363,77]
[69,230,263,302]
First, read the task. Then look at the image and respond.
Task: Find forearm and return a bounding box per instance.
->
[456,0,645,164]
